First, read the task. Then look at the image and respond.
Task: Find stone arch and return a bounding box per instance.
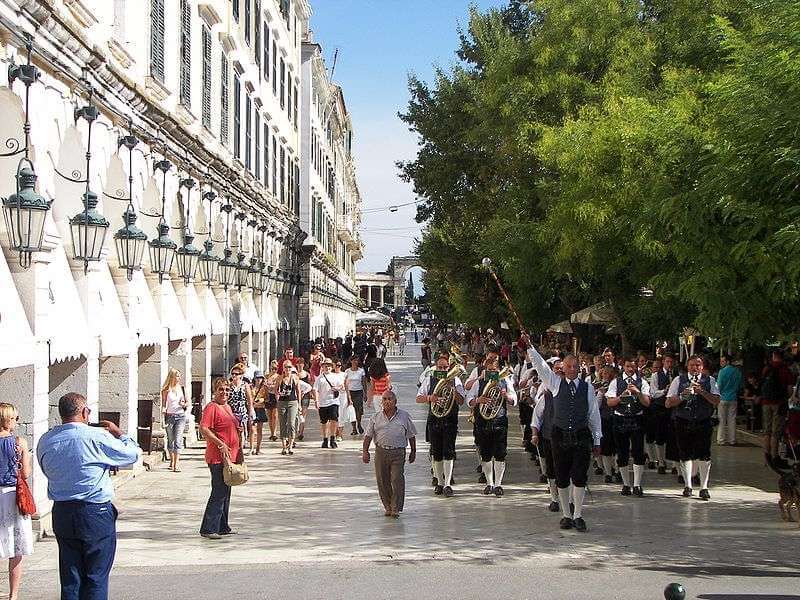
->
[389,255,423,308]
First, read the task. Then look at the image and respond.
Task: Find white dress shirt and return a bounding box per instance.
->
[465,373,518,407]
[605,375,651,399]
[416,373,466,401]
[666,374,720,398]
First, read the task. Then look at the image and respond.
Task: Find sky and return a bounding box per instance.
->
[310,0,506,277]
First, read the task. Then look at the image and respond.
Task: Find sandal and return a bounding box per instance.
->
[281,449,287,455]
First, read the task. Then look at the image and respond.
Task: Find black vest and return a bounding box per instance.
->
[476,374,508,419]
[553,378,590,432]
[673,374,714,422]
[613,374,644,418]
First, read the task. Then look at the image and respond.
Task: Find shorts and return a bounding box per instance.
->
[253,408,269,423]
[319,405,339,424]
[301,396,311,410]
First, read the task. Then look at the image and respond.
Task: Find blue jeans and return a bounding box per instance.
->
[52,500,118,600]
[164,413,187,452]
[200,463,231,535]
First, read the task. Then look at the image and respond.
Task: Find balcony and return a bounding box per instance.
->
[337,214,354,244]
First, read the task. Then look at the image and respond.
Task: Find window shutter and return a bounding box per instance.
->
[280,58,285,109]
[271,137,277,195]
[202,26,212,129]
[150,0,165,82]
[244,0,251,45]
[263,24,269,80]
[179,0,191,107]
[255,111,261,180]
[294,162,300,216]
[272,40,277,95]
[233,76,241,159]
[220,55,229,144]
[254,1,261,69]
[293,85,298,130]
[245,94,252,171]
[233,0,239,22]
[279,145,286,205]
[263,124,269,187]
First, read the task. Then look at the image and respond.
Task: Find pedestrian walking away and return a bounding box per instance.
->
[362,390,417,517]
[161,368,188,472]
[37,393,140,600]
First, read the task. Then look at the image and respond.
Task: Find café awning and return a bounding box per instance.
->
[571,301,616,326]
[547,320,573,334]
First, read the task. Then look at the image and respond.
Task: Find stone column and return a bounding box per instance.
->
[379,285,384,308]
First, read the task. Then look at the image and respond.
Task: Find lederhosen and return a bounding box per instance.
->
[537,390,556,479]
[648,369,673,448]
[551,378,593,488]
[474,375,509,462]
[596,378,617,458]
[426,373,459,461]
[672,375,714,462]
[516,362,535,451]
[612,374,646,467]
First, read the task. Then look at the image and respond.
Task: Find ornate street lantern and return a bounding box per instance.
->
[235,252,250,289]
[69,191,109,263]
[262,264,274,295]
[175,174,200,283]
[113,123,148,279]
[218,247,238,287]
[198,239,219,284]
[247,256,261,291]
[149,153,175,281]
[274,269,283,296]
[290,273,299,296]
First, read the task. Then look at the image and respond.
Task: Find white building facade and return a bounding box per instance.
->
[298,38,363,342]
[0,0,366,525]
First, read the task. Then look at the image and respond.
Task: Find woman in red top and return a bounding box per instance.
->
[309,344,324,378]
[199,378,242,540]
[367,358,392,414]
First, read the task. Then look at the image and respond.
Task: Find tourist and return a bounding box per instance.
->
[345,356,367,435]
[37,393,140,599]
[228,363,254,448]
[282,347,299,373]
[333,360,350,441]
[398,329,407,355]
[160,368,188,472]
[716,354,743,445]
[277,362,312,455]
[0,403,33,600]
[420,337,432,368]
[367,358,392,414]
[313,358,345,448]
[237,351,257,383]
[199,378,241,540]
[264,360,280,442]
[761,349,794,467]
[250,370,267,455]
[309,344,324,378]
[362,390,417,517]
[296,357,314,441]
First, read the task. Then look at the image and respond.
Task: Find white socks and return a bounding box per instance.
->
[633,464,644,488]
[558,487,572,519]
[433,461,444,485]
[443,459,454,488]
[699,460,711,489]
[572,486,586,519]
[548,479,559,502]
[620,465,631,487]
[656,444,666,466]
[481,461,494,487]
[493,459,506,487]
[683,460,693,487]
[601,455,615,475]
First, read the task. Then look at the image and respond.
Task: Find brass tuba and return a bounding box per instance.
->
[479,366,514,420]
[431,363,466,418]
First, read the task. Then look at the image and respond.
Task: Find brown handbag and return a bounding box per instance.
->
[15,442,36,516]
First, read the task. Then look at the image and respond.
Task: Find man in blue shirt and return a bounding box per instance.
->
[716,354,743,445]
[37,392,140,600]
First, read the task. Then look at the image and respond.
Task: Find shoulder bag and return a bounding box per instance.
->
[15,440,36,516]
[222,450,249,486]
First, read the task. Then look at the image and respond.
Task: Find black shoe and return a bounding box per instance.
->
[539,474,548,484]
[682,487,692,497]
[548,500,560,512]
[478,473,487,484]
[647,461,657,470]
[692,474,701,486]
[699,488,710,501]
[321,438,328,448]
[678,474,685,484]
[559,517,573,530]
[357,425,364,434]
[594,466,604,475]
[475,464,483,473]
[613,471,623,484]
[604,474,613,484]
[633,486,643,497]
[621,485,632,496]
[658,466,666,475]
[292,441,297,448]
[671,466,678,475]
[270,435,278,442]
[330,440,338,449]
[431,477,438,486]
[443,486,454,497]
[494,486,504,497]
[351,429,358,436]
[434,485,444,496]
[483,485,493,495]
[281,449,287,455]
[297,435,304,441]
[573,517,587,532]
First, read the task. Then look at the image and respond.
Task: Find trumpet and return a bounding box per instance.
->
[431,363,466,418]
[479,366,514,420]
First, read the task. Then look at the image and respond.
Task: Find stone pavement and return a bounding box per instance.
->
[15,346,800,599]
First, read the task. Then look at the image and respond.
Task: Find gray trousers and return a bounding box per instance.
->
[278,400,299,439]
[374,447,406,513]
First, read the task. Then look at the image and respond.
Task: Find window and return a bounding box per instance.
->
[220,55,230,144]
[245,94,252,171]
[244,0,250,45]
[294,162,300,216]
[263,124,269,187]
[311,198,316,237]
[263,25,270,80]
[279,145,286,205]
[233,76,241,159]
[149,0,165,82]
[271,137,277,195]
[279,58,286,109]
[233,0,239,22]
[179,0,191,107]
[286,79,292,121]
[254,1,261,69]
[255,111,261,180]
[280,0,290,27]
[292,84,298,130]
[272,40,277,95]
[201,26,212,129]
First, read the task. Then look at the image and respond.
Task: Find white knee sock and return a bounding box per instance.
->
[548,479,559,502]
[656,444,666,466]
[699,460,711,489]
[481,461,494,487]
[683,460,693,487]
[558,487,572,519]
[633,464,644,487]
[443,459,454,487]
[602,455,615,475]
[433,461,444,485]
[572,486,586,519]
[620,465,631,486]
[494,459,506,487]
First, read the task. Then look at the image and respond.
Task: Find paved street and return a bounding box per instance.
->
[18,346,800,599]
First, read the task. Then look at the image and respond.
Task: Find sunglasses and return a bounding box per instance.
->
[231,371,243,376]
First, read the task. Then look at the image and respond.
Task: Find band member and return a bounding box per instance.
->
[514,349,537,454]
[465,354,487,483]
[648,355,676,474]
[416,352,465,497]
[466,351,517,496]
[594,365,620,483]
[666,355,720,500]
[533,359,562,512]
[606,357,652,496]
[526,336,601,532]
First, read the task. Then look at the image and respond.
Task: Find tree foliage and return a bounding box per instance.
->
[399,0,800,348]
